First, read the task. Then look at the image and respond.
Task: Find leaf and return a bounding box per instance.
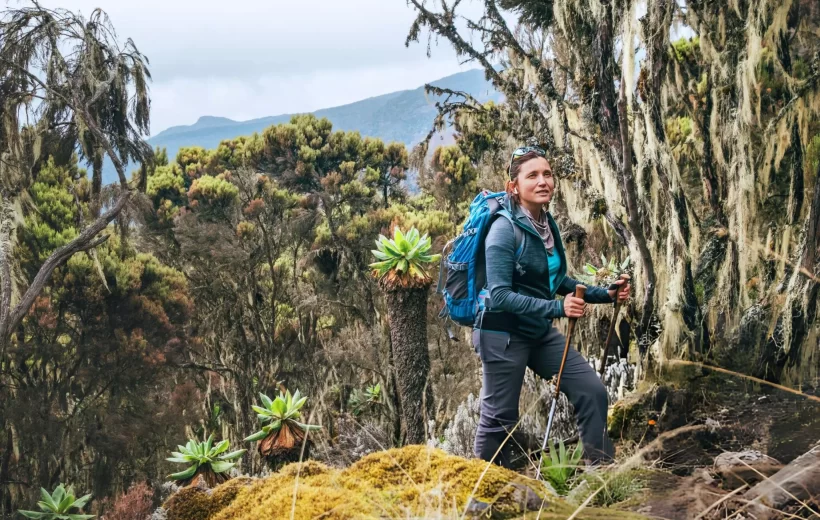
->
[204,434,214,454]
[397,258,409,272]
[39,488,57,511]
[393,227,408,250]
[72,494,92,510]
[368,259,396,271]
[66,515,95,520]
[166,456,190,464]
[292,395,307,411]
[259,393,273,410]
[294,421,322,431]
[219,449,247,461]
[211,439,229,456]
[272,398,287,416]
[253,405,271,416]
[169,464,198,481]
[406,227,420,245]
[570,443,584,465]
[379,236,402,257]
[17,511,47,519]
[621,257,631,270]
[408,263,424,279]
[600,253,607,265]
[244,430,269,442]
[549,441,560,468]
[405,239,424,260]
[209,460,236,474]
[53,485,66,509]
[371,249,390,261]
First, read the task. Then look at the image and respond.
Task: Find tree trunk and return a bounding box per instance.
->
[741,442,820,518]
[384,287,431,445]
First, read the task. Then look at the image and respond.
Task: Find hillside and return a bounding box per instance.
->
[102,69,500,184]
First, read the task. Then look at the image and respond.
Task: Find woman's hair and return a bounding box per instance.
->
[505,151,546,204]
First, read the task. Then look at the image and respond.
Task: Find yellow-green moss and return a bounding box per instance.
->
[278,459,332,478]
[165,445,652,519]
[164,486,214,520]
[209,477,254,515]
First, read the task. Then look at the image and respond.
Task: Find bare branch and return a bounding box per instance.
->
[4,192,129,339]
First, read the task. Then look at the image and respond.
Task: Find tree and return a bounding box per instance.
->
[361,139,408,208]
[370,227,440,444]
[406,0,820,382]
[0,3,152,351]
[428,145,478,217]
[1,156,193,513]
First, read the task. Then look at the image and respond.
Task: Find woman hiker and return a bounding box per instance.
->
[473,144,631,469]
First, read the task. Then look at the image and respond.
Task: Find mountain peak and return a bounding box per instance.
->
[194,115,237,126]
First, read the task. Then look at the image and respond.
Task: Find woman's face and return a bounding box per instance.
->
[516,156,554,207]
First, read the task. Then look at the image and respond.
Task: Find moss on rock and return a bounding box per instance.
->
[164,485,214,520]
[164,445,652,519]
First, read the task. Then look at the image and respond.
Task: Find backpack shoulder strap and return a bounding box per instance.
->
[495,209,525,262]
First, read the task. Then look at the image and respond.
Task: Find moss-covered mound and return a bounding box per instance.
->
[165,445,649,519]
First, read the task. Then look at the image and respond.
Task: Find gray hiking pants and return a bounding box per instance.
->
[473,325,614,468]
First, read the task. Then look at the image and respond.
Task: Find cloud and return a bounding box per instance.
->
[27,0,482,134]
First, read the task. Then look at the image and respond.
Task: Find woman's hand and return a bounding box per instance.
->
[608,274,631,302]
[564,295,586,318]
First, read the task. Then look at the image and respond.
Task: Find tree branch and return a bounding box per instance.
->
[3,192,128,342]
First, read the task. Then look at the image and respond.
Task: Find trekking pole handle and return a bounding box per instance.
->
[569,284,587,323]
[610,273,631,304]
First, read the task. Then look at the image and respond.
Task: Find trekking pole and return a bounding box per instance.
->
[598,274,630,381]
[536,284,586,481]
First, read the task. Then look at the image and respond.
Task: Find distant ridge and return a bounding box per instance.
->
[102,69,500,183]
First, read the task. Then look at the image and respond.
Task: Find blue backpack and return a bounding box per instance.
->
[436,190,523,329]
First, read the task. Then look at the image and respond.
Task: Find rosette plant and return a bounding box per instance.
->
[167,434,246,487]
[244,389,321,467]
[369,226,440,444]
[18,484,93,520]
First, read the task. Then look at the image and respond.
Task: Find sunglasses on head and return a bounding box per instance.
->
[508,145,546,177]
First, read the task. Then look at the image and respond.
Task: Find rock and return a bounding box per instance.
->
[464,483,548,518]
[510,482,547,511]
[713,450,783,489]
[714,450,780,469]
[464,497,492,517]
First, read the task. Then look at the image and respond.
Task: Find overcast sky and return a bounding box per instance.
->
[22,0,478,136]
